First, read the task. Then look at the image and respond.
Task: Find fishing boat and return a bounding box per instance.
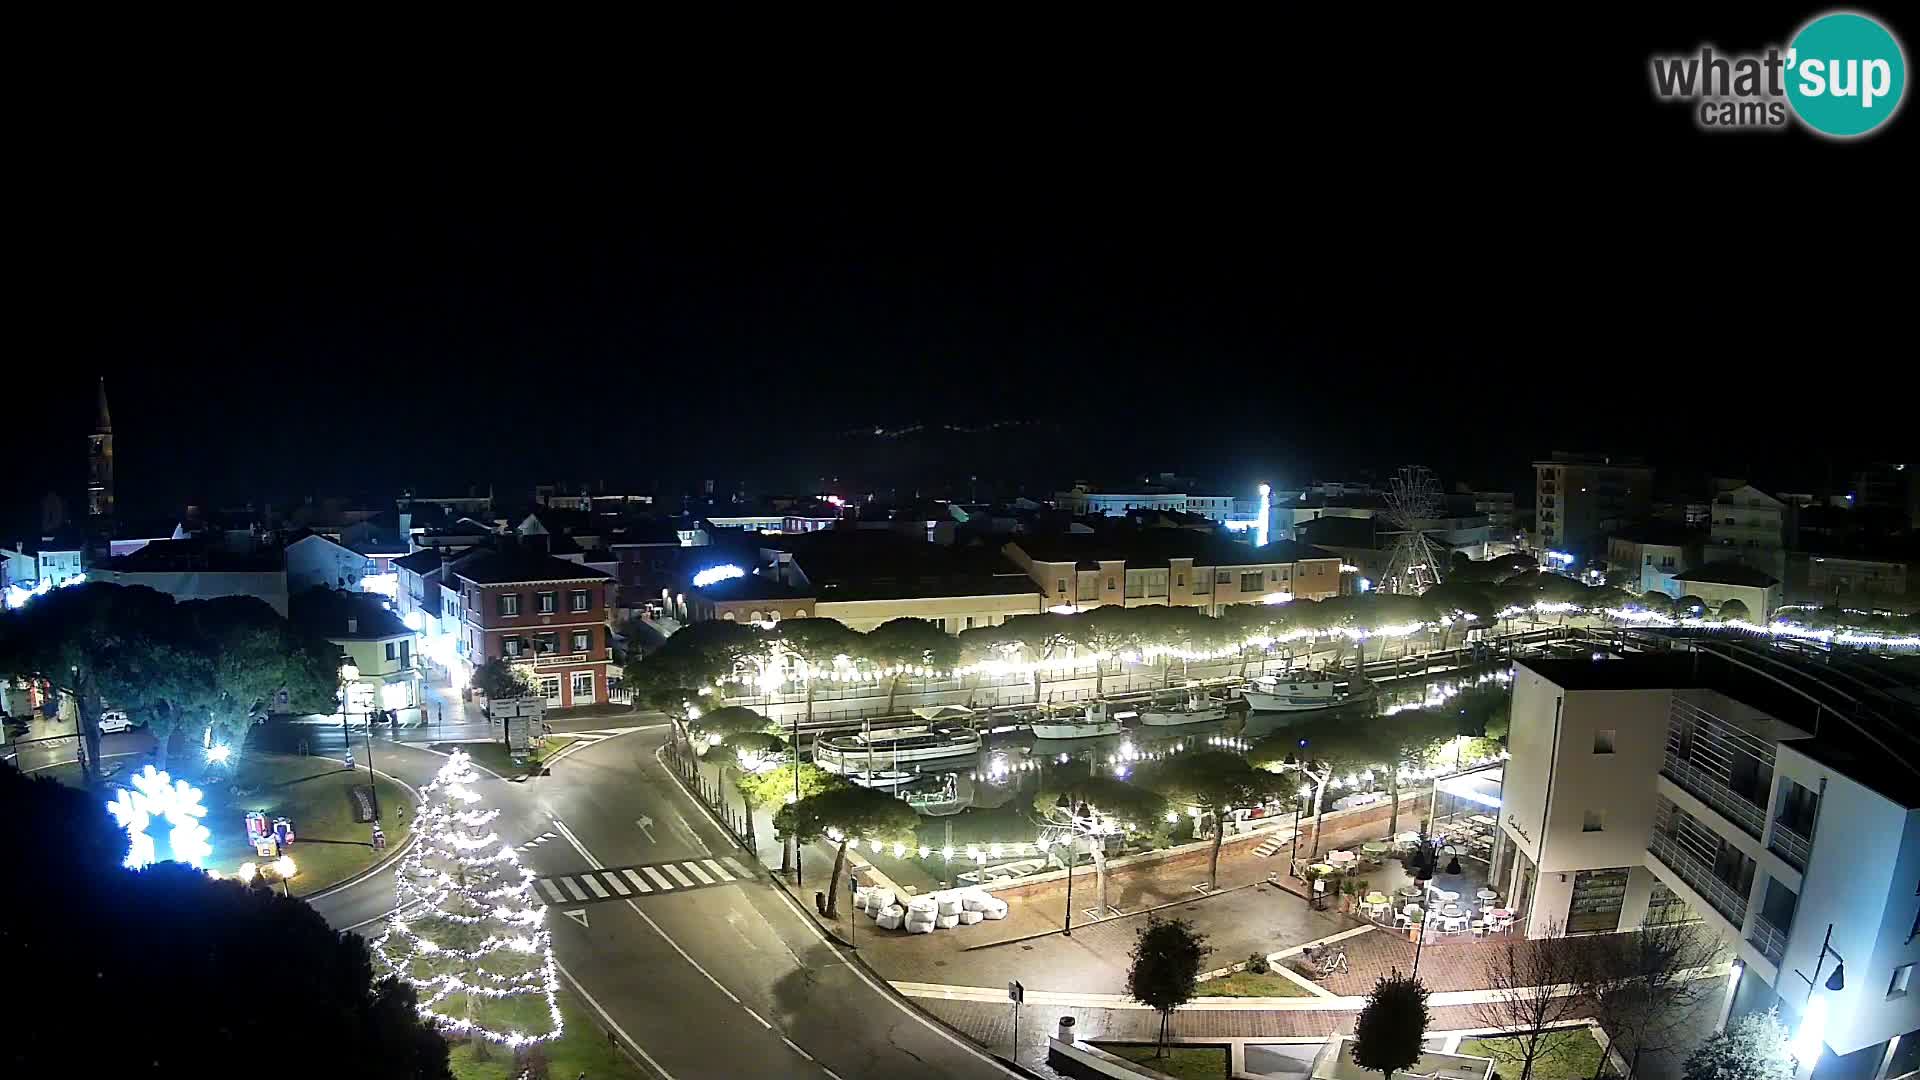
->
[846,770,924,789]
[813,723,983,775]
[1030,701,1130,740]
[1240,673,1371,712]
[1139,689,1231,727]
[899,772,972,816]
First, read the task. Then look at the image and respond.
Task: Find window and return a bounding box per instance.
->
[572,630,590,653]
[1890,964,1913,1000]
[499,593,520,616]
[570,590,590,613]
[1582,810,1605,833]
[503,637,523,658]
[538,675,562,704]
[537,591,557,614]
[1240,572,1263,592]
[400,640,411,668]
[536,632,557,655]
[1215,571,1230,584]
[571,670,595,704]
[1176,574,1184,587]
[385,642,397,661]
[1056,578,1067,594]
[1593,729,1616,754]
[1107,577,1116,590]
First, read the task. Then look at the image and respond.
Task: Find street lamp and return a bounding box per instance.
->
[1791,923,1846,1066]
[340,661,380,821]
[272,855,297,897]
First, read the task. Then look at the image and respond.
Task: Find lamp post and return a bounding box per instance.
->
[341,661,380,819]
[273,855,297,897]
[1791,923,1846,1072]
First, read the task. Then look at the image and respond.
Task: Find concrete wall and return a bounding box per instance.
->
[815,592,1044,634]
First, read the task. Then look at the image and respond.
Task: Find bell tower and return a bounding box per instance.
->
[87,377,114,521]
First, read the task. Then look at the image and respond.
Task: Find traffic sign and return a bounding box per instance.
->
[1007,980,1024,1003]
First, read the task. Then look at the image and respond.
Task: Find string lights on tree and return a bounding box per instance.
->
[372,750,561,1050]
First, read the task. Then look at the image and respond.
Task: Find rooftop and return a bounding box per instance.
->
[1611,522,1707,548]
[289,587,412,641]
[1010,531,1338,570]
[108,540,283,573]
[693,573,812,603]
[454,547,612,585]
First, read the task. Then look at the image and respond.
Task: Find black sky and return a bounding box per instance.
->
[9,7,1912,523]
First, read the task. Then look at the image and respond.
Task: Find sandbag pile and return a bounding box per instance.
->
[855,885,1007,933]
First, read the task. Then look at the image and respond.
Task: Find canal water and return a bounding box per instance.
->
[829,665,1513,892]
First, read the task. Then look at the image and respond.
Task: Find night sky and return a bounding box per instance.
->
[9,8,1910,525]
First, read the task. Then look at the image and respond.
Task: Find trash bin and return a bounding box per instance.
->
[815,891,827,915]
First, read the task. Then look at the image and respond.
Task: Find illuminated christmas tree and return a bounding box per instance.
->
[373,749,561,1049]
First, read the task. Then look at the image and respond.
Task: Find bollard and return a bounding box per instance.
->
[1057,1016,1076,1041]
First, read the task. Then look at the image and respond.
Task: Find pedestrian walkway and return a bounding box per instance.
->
[535,855,756,906]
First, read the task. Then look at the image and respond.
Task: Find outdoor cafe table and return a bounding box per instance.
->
[1327,850,1356,866]
[1361,841,1391,858]
[1394,832,1422,845]
[1476,888,1498,903]
[1397,885,1423,901]
[1439,902,1466,918]
[1310,864,1336,876]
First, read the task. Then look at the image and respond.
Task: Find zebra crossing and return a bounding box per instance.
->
[536,855,756,906]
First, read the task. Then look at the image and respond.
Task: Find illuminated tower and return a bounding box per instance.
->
[87,377,114,521]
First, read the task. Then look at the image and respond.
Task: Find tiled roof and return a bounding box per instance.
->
[456,548,612,585]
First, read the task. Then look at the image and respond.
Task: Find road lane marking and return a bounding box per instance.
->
[782,1037,814,1061]
[742,1006,773,1030]
[702,858,734,881]
[561,877,589,901]
[622,869,653,893]
[538,879,567,903]
[682,861,715,885]
[582,875,610,898]
[647,745,1025,1078]
[662,863,696,887]
[642,866,674,890]
[604,872,631,896]
[556,962,678,1080]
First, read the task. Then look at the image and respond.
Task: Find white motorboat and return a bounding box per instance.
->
[813,723,983,775]
[1241,674,1369,712]
[1030,701,1130,740]
[1139,690,1231,727]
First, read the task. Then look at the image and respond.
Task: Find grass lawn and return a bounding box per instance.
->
[38,751,412,895]
[1197,968,1317,997]
[1460,1028,1611,1080]
[1097,1043,1230,1080]
[435,736,578,777]
[448,982,644,1080]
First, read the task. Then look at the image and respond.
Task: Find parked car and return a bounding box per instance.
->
[98,709,133,734]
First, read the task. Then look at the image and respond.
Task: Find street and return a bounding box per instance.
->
[304,722,1019,1080]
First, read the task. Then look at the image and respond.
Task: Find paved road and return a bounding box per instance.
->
[303,722,1016,1080]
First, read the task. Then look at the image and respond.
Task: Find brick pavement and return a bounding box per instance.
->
[1315,926,1527,996]
[917,997,1514,1077]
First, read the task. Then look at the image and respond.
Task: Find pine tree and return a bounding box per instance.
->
[374,749,562,1050]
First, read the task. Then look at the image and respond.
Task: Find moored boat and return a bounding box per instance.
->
[1138,690,1230,726]
[1030,701,1129,740]
[1240,673,1370,712]
[813,723,983,774]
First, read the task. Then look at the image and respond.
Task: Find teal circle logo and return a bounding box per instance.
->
[1786,12,1906,137]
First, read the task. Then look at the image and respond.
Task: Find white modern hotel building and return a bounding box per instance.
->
[1497,645,1920,1080]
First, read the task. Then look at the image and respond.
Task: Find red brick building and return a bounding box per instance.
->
[455,546,616,708]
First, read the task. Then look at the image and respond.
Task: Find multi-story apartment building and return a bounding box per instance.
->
[1056,485,1237,523]
[2,533,87,590]
[290,588,422,714]
[1533,452,1653,557]
[1802,554,1910,606]
[1707,484,1795,584]
[1500,651,1920,1080]
[1005,534,1344,614]
[455,545,615,708]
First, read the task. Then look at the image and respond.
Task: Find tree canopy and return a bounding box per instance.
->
[775,783,920,916]
[0,760,450,1077]
[1142,750,1285,886]
[1127,915,1211,1054]
[0,583,340,773]
[1350,972,1431,1080]
[688,704,775,745]
[1683,1008,1792,1080]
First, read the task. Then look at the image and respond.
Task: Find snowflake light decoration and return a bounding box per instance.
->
[105,765,213,870]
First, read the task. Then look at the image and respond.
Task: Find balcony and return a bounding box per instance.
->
[1649,830,1750,926]
[1661,756,1767,840]
[511,650,605,668]
[1747,913,1789,966]
[1768,820,1813,871]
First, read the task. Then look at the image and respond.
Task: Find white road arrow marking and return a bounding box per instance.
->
[563,908,589,928]
[636,815,657,844]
